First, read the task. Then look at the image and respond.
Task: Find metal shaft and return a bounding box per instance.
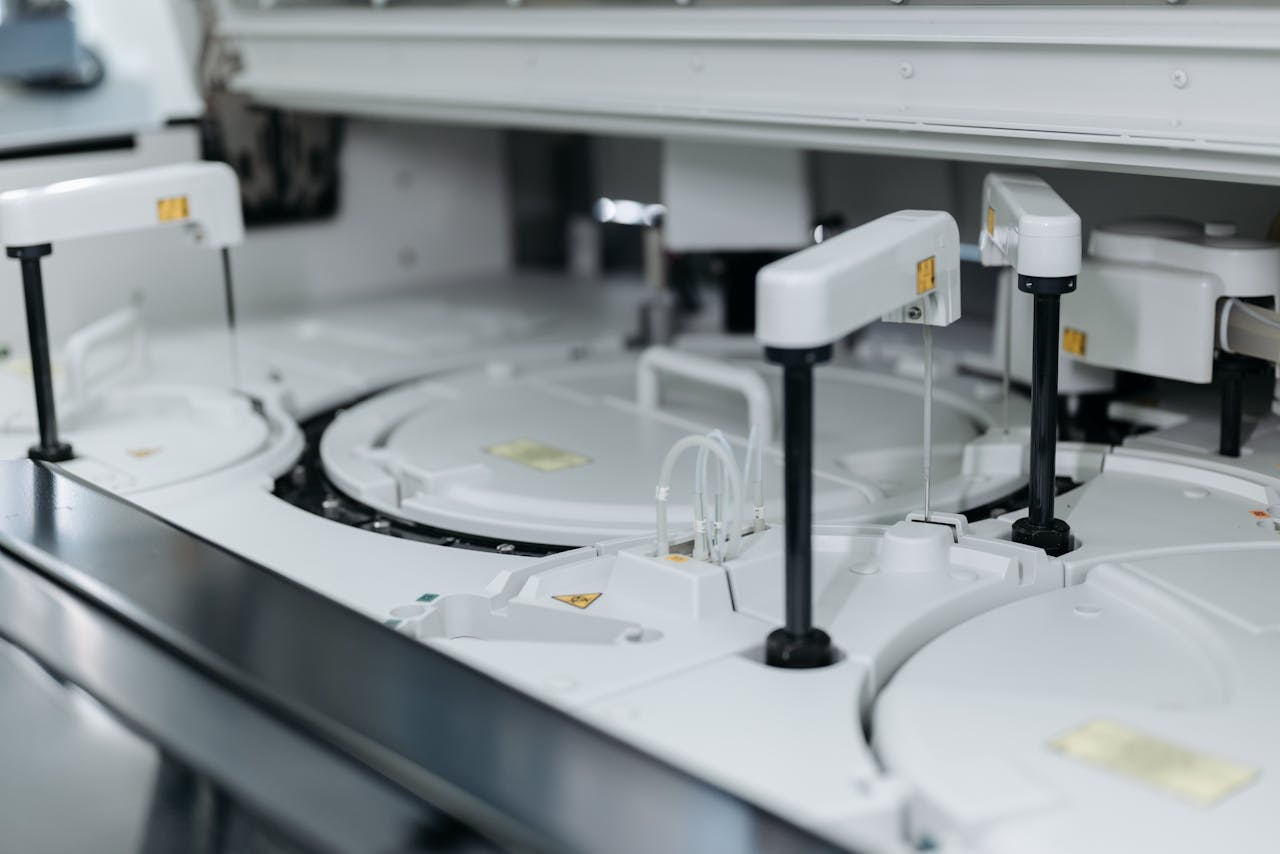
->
[221,247,242,387]
[922,322,933,521]
[1028,293,1060,527]
[1002,271,1013,434]
[781,360,814,636]
[221,247,237,330]
[14,250,71,462]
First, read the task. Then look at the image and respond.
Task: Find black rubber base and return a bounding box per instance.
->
[765,628,837,669]
[29,442,73,463]
[1011,516,1073,557]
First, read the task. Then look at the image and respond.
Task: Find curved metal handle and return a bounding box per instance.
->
[636,346,773,444]
[63,307,147,406]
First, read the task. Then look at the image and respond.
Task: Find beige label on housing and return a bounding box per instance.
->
[485,438,591,473]
[1050,720,1257,806]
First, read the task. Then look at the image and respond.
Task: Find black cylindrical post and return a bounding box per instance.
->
[781,359,814,635]
[1011,275,1073,557]
[1027,292,1060,527]
[8,245,73,463]
[1218,356,1244,458]
[764,345,835,669]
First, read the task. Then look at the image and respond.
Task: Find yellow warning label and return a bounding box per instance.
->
[156,195,190,223]
[1050,720,1257,806]
[1063,327,1087,357]
[552,592,602,610]
[987,206,996,236]
[486,439,591,473]
[916,256,936,294]
[664,555,689,563]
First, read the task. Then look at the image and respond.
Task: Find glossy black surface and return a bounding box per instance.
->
[0,461,854,854]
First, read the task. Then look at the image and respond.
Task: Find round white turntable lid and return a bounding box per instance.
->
[872,550,1278,854]
[0,384,274,495]
[321,351,995,546]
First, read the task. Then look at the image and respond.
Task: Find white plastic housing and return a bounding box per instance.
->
[980,173,1081,279]
[0,162,245,250]
[756,210,961,350]
[1062,221,1280,383]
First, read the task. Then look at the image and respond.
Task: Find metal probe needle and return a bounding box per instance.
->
[1002,271,1012,434]
[221,247,241,389]
[923,318,933,522]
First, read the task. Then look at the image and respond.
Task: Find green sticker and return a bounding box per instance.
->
[417,593,439,603]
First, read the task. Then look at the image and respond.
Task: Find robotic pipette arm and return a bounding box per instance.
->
[979,172,1081,557]
[757,210,961,348]
[0,162,245,250]
[0,162,245,462]
[754,210,961,670]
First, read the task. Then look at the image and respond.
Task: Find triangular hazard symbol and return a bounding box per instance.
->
[552,592,602,610]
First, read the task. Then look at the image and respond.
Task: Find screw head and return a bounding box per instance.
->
[899,61,914,79]
[906,306,924,320]
[1172,69,1189,88]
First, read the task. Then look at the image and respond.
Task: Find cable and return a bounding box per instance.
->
[656,435,745,562]
[697,430,736,562]
[744,422,766,532]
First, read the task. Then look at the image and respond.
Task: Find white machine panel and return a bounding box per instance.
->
[220,5,1280,184]
[1062,221,1280,383]
[874,549,1280,854]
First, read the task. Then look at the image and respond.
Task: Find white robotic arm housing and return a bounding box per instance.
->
[0,162,244,250]
[980,172,1080,278]
[756,210,961,350]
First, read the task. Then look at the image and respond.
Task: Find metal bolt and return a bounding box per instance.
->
[906,306,923,320]
[496,543,517,554]
[899,62,914,79]
[1172,69,1189,88]
[321,497,341,516]
[369,519,392,533]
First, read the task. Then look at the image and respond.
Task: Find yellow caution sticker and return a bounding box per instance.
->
[664,554,689,563]
[485,439,591,473]
[156,195,190,223]
[916,256,936,295]
[552,592,602,610]
[1063,327,1087,357]
[1050,720,1257,806]
[987,206,996,236]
